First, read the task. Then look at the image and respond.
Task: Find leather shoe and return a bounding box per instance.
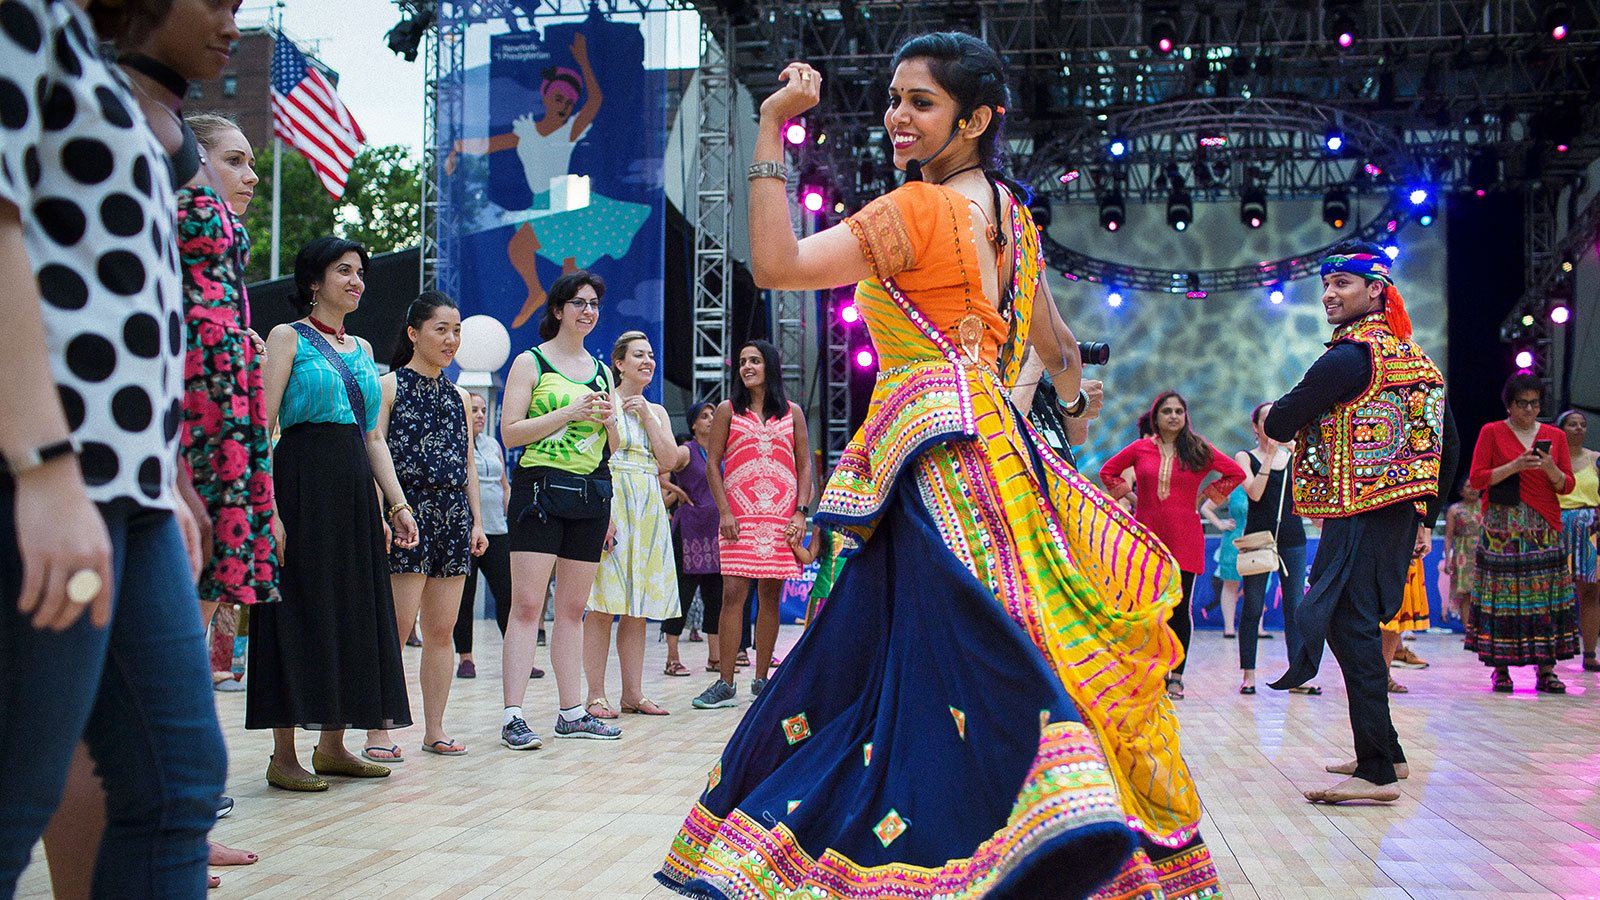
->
[311,749,391,778]
[266,756,329,792]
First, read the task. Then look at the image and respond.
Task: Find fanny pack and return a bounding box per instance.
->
[524,471,612,521]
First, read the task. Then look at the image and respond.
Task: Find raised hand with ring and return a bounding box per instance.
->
[66,568,103,604]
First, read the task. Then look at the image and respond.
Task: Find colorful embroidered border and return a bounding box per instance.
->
[660,721,1137,900]
[1088,846,1223,900]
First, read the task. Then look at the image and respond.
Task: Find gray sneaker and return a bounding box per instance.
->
[500,716,543,750]
[553,713,622,740]
[750,677,768,696]
[692,679,739,709]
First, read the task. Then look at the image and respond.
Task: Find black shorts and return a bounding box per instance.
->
[389,487,472,578]
[507,467,611,562]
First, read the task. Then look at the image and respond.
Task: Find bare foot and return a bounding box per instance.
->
[1304,776,1400,804]
[209,874,221,888]
[508,225,547,328]
[1325,760,1409,779]
[209,841,258,866]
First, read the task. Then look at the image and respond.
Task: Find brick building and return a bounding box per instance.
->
[185,28,340,151]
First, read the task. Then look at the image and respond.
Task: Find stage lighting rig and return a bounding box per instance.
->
[1166,188,1192,232]
[386,1,436,62]
[1145,6,1178,55]
[1099,190,1125,232]
[1322,187,1350,229]
[1240,185,1266,229]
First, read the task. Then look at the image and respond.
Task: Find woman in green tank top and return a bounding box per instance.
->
[496,271,623,746]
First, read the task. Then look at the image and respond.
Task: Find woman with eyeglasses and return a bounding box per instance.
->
[497,271,622,747]
[1466,372,1576,693]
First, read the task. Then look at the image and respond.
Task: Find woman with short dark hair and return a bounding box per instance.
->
[247,236,417,788]
[1466,373,1577,693]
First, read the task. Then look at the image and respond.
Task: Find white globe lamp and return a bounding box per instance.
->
[456,314,512,372]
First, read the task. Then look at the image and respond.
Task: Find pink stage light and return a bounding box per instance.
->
[784,122,807,145]
[854,348,876,369]
[1059,169,1081,183]
[1515,350,1535,369]
[1556,143,1570,153]
[1364,162,1383,176]
[1553,24,1568,40]
[1337,31,1354,48]
[1157,37,1174,53]
[840,304,860,324]
[802,189,825,212]
[1550,305,1571,325]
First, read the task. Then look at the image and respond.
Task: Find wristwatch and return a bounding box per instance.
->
[1,437,81,476]
[795,503,813,516]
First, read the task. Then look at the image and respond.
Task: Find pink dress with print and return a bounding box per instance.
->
[718,407,800,579]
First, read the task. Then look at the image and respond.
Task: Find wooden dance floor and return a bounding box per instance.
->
[17,624,1600,898]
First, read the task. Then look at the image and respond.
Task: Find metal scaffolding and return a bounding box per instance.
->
[692,22,735,404]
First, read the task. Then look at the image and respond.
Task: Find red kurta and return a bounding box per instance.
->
[1099,437,1245,573]
[1467,420,1574,530]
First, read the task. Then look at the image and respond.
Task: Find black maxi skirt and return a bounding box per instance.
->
[246,422,411,731]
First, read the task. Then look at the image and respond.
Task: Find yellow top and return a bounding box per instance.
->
[1560,454,1599,509]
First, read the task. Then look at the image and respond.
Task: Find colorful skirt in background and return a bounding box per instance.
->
[1561,507,1597,584]
[1382,557,1431,633]
[1465,502,1577,667]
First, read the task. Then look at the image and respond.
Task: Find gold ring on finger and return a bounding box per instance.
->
[67,568,103,604]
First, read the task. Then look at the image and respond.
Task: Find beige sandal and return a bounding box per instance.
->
[585,697,619,719]
[621,697,669,715]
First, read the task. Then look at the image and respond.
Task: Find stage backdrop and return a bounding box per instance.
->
[438,11,667,397]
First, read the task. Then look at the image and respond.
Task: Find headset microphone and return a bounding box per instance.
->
[904,124,964,183]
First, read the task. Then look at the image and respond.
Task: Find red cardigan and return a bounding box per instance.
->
[1099,437,1245,573]
[1468,420,1574,530]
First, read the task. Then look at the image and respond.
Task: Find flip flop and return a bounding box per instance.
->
[621,697,670,715]
[361,744,404,763]
[421,739,468,756]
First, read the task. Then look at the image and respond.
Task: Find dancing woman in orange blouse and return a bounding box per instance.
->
[657,32,1219,900]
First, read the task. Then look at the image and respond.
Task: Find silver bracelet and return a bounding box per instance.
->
[747,161,788,181]
[1059,389,1089,417]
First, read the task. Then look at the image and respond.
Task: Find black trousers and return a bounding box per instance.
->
[453,532,512,654]
[1170,571,1196,676]
[1270,503,1414,784]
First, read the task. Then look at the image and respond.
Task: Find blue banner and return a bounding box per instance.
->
[439,12,666,395]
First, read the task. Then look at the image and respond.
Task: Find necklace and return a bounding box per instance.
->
[935,163,984,184]
[119,53,190,98]
[308,314,347,343]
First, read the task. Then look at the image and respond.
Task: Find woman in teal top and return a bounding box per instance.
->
[497,270,623,748]
[247,237,417,790]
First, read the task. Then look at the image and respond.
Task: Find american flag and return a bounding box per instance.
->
[270,33,366,198]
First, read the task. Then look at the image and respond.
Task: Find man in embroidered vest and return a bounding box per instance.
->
[1263,239,1458,804]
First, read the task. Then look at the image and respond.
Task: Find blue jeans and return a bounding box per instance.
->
[0,492,226,899]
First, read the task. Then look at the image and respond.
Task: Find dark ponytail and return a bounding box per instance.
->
[391,290,459,370]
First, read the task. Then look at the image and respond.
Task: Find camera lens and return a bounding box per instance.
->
[1078,341,1110,365]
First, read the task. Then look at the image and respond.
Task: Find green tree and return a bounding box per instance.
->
[243,143,421,284]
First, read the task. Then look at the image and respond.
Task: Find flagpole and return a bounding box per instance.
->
[270,135,283,280]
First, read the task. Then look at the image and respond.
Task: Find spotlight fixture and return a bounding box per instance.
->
[1515,349,1535,369]
[1408,188,1429,206]
[1166,188,1193,232]
[1466,149,1499,194]
[840,304,860,324]
[1329,9,1356,48]
[1521,313,1536,327]
[1147,8,1178,54]
[1108,137,1129,158]
[385,1,437,62]
[1324,131,1345,154]
[1550,304,1571,325]
[1107,290,1124,308]
[1544,2,1571,40]
[1099,190,1126,232]
[854,348,876,369]
[784,122,808,145]
[1239,186,1267,229]
[1269,287,1286,305]
[1322,187,1350,229]
[801,188,825,212]
[1415,194,1437,227]
[1383,243,1400,261]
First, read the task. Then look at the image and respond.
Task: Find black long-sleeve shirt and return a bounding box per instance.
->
[1264,342,1459,528]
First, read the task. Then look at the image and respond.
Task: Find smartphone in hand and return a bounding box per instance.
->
[1533,439,1552,456]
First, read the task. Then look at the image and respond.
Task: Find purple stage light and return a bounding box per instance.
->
[1515,350,1535,369]
[854,348,876,369]
[785,122,807,145]
[802,189,825,212]
[1551,305,1571,325]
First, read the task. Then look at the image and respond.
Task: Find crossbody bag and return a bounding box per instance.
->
[1234,453,1290,577]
